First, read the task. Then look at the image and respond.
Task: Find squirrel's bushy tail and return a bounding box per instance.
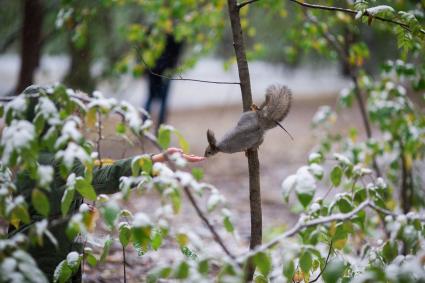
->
[259,84,292,130]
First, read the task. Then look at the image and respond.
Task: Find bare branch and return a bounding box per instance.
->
[183,186,237,260]
[135,47,240,85]
[368,202,398,217]
[288,0,425,35]
[240,199,425,261]
[240,200,371,260]
[238,0,260,9]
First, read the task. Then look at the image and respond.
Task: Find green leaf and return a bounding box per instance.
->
[337,197,353,213]
[299,251,312,274]
[53,260,72,283]
[253,252,272,277]
[175,261,189,279]
[283,260,295,281]
[100,202,120,229]
[159,267,172,279]
[174,130,190,153]
[12,205,31,225]
[382,241,398,263]
[191,167,204,181]
[119,224,132,248]
[223,216,235,233]
[170,189,181,214]
[32,189,50,217]
[158,126,171,149]
[132,156,153,176]
[100,238,113,263]
[254,274,268,283]
[34,114,46,136]
[198,259,209,275]
[75,178,97,201]
[116,122,126,134]
[322,259,345,283]
[330,166,343,187]
[297,192,314,208]
[86,253,97,267]
[151,230,163,250]
[132,226,152,250]
[61,188,75,216]
[333,225,348,250]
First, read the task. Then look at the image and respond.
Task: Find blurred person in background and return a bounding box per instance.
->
[144,34,184,131]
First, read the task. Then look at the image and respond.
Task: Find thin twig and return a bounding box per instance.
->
[96,110,103,167]
[238,0,260,9]
[134,47,240,85]
[183,186,236,260]
[289,0,425,35]
[309,241,333,283]
[122,245,127,283]
[304,10,382,177]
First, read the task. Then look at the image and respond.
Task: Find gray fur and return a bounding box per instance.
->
[205,84,292,157]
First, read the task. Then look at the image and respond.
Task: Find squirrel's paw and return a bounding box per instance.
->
[250,104,260,112]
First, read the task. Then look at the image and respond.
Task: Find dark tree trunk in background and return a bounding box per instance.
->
[227,1,262,281]
[341,27,356,77]
[14,0,44,94]
[64,37,95,93]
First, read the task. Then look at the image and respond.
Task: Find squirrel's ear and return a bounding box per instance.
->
[206,129,217,147]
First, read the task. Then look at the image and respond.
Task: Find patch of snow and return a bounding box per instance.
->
[66,251,80,266]
[133,212,152,227]
[1,120,35,164]
[207,192,225,211]
[6,96,27,114]
[37,165,53,188]
[367,5,395,16]
[55,142,90,169]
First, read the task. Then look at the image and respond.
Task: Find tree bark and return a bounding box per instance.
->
[14,0,44,94]
[64,37,95,93]
[227,0,262,281]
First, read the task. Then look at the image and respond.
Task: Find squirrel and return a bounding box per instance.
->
[204,84,292,157]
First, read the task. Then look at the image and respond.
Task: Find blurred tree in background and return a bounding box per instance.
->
[1,0,423,93]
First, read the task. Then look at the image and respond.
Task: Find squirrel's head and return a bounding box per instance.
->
[204,129,219,157]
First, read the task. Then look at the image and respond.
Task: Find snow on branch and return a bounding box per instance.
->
[288,0,425,35]
[239,199,425,261]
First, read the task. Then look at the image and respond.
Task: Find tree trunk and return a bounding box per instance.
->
[14,0,44,94]
[64,37,95,93]
[227,1,262,281]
